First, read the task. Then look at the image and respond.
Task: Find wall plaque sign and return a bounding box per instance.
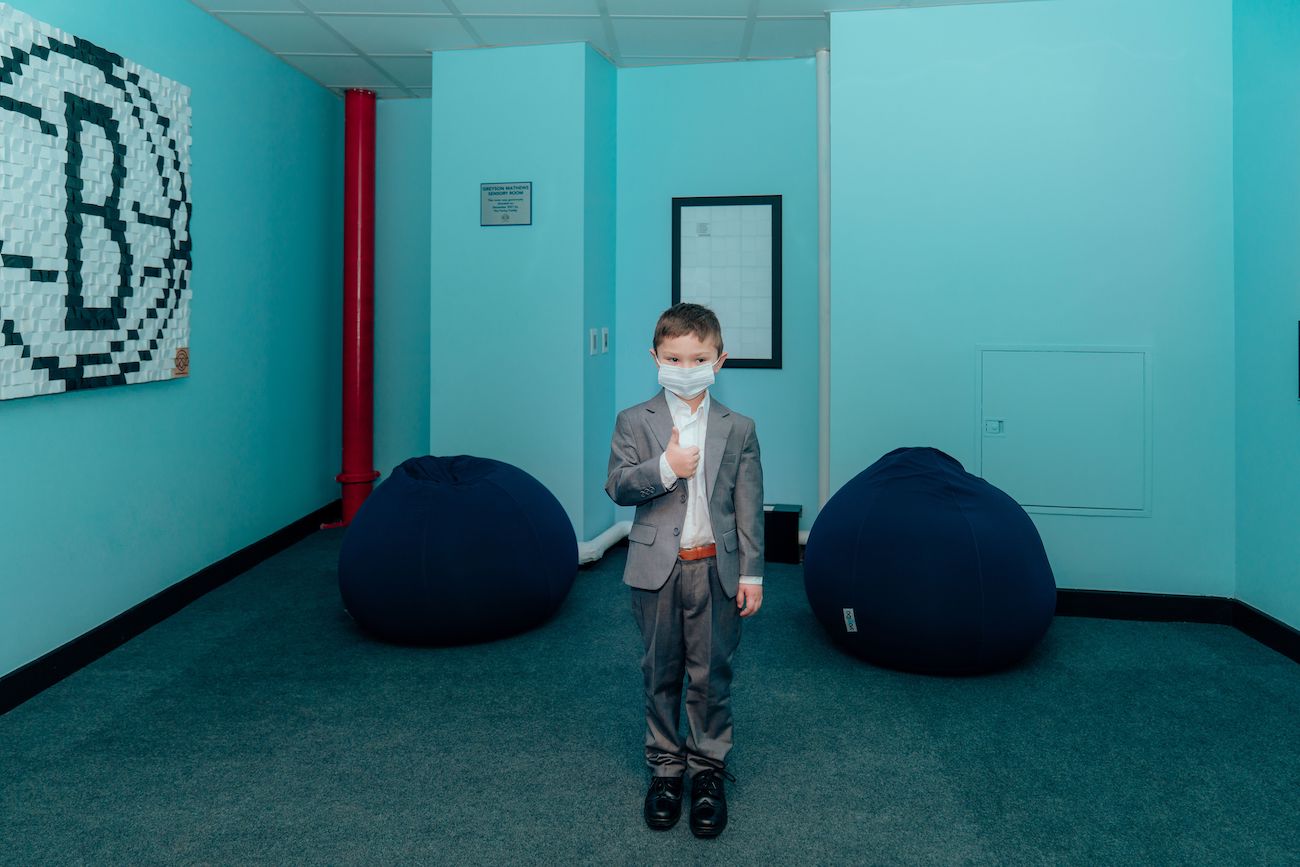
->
[480,182,531,227]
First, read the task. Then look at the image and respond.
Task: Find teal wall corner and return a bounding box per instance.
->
[1233,0,1300,630]
[582,46,618,541]
[375,98,432,480]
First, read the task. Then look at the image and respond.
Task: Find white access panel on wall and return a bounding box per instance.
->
[976,347,1152,517]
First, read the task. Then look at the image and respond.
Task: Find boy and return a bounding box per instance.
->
[605,302,765,838]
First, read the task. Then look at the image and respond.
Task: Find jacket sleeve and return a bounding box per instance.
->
[606,410,672,507]
[733,418,765,578]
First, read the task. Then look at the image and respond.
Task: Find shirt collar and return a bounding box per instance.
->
[663,387,710,421]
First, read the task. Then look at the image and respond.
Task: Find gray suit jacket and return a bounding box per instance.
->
[605,390,764,598]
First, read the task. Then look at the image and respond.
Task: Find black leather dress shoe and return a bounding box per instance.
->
[689,768,736,838]
[643,775,685,830]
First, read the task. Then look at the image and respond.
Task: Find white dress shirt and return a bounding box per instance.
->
[656,388,762,587]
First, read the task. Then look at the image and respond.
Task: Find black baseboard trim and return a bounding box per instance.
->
[1057,589,1300,664]
[1231,601,1300,666]
[0,500,341,716]
[1056,589,1236,624]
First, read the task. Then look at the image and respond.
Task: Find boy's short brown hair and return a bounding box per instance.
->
[653,302,724,355]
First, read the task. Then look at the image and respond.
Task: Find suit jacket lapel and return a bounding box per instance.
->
[644,390,674,453]
[704,397,732,502]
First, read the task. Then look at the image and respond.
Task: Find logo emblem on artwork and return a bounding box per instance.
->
[0,4,193,401]
[174,347,189,377]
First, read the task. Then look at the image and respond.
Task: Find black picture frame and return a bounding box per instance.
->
[671,195,782,369]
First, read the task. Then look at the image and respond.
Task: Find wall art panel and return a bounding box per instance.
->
[0,3,191,401]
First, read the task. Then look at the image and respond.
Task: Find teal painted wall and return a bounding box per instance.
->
[582,47,617,541]
[0,0,342,677]
[615,59,819,530]
[829,1,1236,595]
[375,98,431,479]
[429,43,608,533]
[1234,0,1300,630]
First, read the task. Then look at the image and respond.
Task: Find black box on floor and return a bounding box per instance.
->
[764,503,802,564]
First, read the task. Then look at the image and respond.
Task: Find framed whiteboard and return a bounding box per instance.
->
[671,195,782,369]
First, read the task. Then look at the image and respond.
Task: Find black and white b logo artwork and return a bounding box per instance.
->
[0,4,191,401]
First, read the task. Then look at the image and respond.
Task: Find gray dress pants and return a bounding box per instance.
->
[630,555,743,778]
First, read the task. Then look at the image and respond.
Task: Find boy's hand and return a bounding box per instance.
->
[737,585,763,617]
[665,426,700,479]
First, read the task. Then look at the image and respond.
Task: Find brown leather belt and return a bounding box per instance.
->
[678,543,717,561]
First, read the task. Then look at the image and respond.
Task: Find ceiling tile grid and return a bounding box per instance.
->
[303,0,453,10]
[369,55,437,87]
[749,16,828,58]
[318,15,475,54]
[613,17,749,58]
[211,10,352,53]
[190,0,1026,96]
[469,15,611,52]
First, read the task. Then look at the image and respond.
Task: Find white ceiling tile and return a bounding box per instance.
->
[320,14,475,52]
[754,0,820,12]
[371,55,435,87]
[758,0,897,11]
[907,0,1013,7]
[607,0,751,14]
[613,17,745,56]
[748,16,825,56]
[303,0,451,11]
[468,15,609,51]
[823,0,907,9]
[620,56,734,66]
[453,0,598,11]
[199,0,302,11]
[283,53,399,87]
[754,0,827,13]
[214,11,353,52]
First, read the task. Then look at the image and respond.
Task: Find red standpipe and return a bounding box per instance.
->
[326,88,380,528]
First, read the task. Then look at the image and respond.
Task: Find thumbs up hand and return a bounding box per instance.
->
[666,426,701,479]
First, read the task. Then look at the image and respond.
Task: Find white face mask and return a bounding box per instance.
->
[658,361,715,400]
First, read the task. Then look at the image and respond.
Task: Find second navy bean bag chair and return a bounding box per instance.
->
[803,447,1056,674]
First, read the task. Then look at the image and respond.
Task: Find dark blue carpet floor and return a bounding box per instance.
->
[2,528,1298,864]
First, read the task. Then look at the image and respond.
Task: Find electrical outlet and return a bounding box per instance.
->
[589,328,598,355]
[601,327,609,353]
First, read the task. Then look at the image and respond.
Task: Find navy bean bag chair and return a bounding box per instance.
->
[803,447,1055,674]
[338,455,578,646]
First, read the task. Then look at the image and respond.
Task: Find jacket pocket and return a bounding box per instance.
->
[629,522,657,546]
[722,528,738,552]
